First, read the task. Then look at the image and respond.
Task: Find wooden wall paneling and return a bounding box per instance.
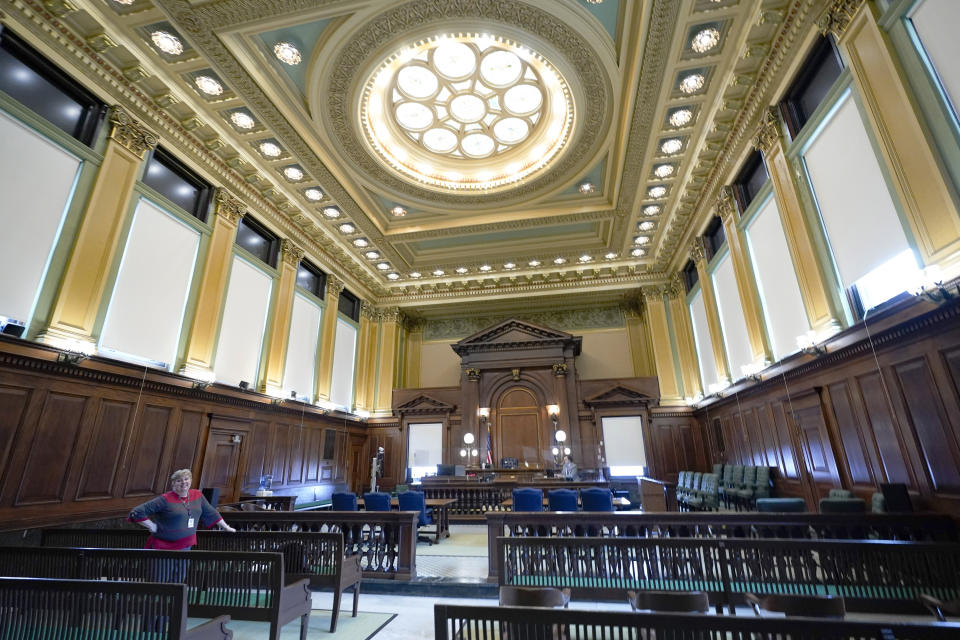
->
[791,391,841,499]
[14,390,89,506]
[304,426,322,484]
[821,382,876,493]
[286,423,305,485]
[241,420,270,491]
[768,400,799,480]
[170,409,205,478]
[893,357,960,497]
[122,404,174,497]
[271,423,290,486]
[855,370,917,488]
[199,428,244,502]
[755,404,782,473]
[653,423,679,479]
[745,408,768,466]
[75,398,134,501]
[0,384,33,494]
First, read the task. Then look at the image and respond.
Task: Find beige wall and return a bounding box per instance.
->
[420,340,462,387]
[576,328,633,380]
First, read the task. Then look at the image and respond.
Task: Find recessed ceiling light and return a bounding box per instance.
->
[503,262,516,269]
[643,205,662,216]
[364,251,380,260]
[338,223,356,234]
[654,164,675,178]
[634,235,651,245]
[679,73,705,94]
[479,264,492,272]
[304,188,323,201]
[433,269,446,276]
[194,75,223,96]
[410,271,422,278]
[322,206,341,218]
[456,266,468,274]
[648,186,667,199]
[377,262,391,270]
[661,138,683,154]
[230,112,255,129]
[639,221,655,231]
[553,257,566,264]
[283,167,304,181]
[273,42,302,65]
[151,31,183,56]
[391,206,407,217]
[691,28,721,54]
[113,0,135,4]
[579,182,595,194]
[669,108,693,128]
[579,254,592,262]
[605,252,617,259]
[631,247,646,257]
[352,238,369,248]
[387,272,400,280]
[259,142,281,157]
[528,260,541,267]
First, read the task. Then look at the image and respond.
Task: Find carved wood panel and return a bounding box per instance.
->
[0,385,32,491]
[825,382,876,487]
[856,371,914,487]
[76,399,133,500]
[122,405,172,497]
[15,391,87,506]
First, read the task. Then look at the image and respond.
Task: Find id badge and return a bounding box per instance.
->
[187,517,195,529]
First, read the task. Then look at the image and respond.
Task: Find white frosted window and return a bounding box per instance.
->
[746,197,810,360]
[804,94,910,288]
[282,293,322,402]
[0,110,82,326]
[99,199,200,368]
[408,422,443,479]
[911,0,960,120]
[601,416,646,477]
[329,317,357,409]
[712,254,754,379]
[213,256,273,385]
[689,290,719,390]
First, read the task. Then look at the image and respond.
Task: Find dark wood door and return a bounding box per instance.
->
[348,434,366,493]
[497,387,544,467]
[199,429,243,503]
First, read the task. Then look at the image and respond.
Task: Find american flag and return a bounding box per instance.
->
[485,433,493,466]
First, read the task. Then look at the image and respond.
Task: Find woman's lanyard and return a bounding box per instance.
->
[178,494,196,529]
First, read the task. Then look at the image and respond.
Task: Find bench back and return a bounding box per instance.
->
[434,604,960,640]
[496,536,960,613]
[0,546,285,616]
[0,576,189,639]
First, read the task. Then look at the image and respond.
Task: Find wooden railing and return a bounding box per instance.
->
[496,536,960,614]
[419,480,609,520]
[485,511,958,580]
[434,604,960,640]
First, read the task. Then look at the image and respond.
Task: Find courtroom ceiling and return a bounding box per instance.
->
[4,0,821,315]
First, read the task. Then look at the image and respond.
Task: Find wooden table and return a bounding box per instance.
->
[356,497,456,543]
[501,496,632,510]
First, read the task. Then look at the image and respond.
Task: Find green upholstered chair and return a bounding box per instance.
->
[819,496,866,513]
[734,466,772,510]
[719,464,743,509]
[828,488,853,499]
[871,491,886,513]
[675,471,690,503]
[712,463,724,477]
[687,473,719,511]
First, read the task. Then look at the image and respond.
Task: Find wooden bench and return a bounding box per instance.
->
[0,576,232,639]
[434,604,960,639]
[0,547,310,640]
[496,536,960,614]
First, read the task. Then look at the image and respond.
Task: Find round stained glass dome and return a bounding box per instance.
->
[360,33,575,192]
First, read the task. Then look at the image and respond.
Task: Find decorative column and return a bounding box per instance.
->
[352,302,378,413]
[178,189,245,379]
[623,301,656,378]
[666,274,703,399]
[822,0,960,271]
[314,276,344,401]
[754,107,844,333]
[39,106,157,352]
[641,286,683,405]
[260,240,303,394]
[717,187,773,365]
[374,307,402,415]
[403,318,424,388]
[690,238,730,384]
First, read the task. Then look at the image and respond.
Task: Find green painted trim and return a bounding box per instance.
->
[736,182,774,231]
[133,183,211,235]
[174,226,213,371]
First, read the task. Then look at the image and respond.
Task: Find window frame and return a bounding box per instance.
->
[779,35,845,139]
[141,146,213,223]
[235,214,280,269]
[295,258,327,301]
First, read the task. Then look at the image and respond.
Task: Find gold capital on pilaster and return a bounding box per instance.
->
[641,285,668,301]
[107,106,158,159]
[818,0,866,39]
[752,107,782,154]
[280,239,304,267]
[690,237,707,265]
[360,301,377,321]
[379,306,401,323]
[326,276,345,299]
[668,273,687,299]
[716,186,738,224]
[214,189,246,225]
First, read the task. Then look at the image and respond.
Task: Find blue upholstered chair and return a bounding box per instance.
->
[580,487,615,512]
[363,491,392,511]
[512,487,543,512]
[331,492,357,511]
[398,490,434,545]
[547,488,578,511]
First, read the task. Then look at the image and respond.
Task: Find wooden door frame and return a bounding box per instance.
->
[197,414,251,503]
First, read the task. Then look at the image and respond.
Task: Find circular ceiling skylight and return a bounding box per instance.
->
[360,33,574,192]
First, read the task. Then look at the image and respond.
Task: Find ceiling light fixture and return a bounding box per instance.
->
[605,252,617,260]
[230,111,255,129]
[283,167,304,181]
[528,260,541,267]
[654,164,675,178]
[151,31,183,56]
[639,221,655,231]
[503,262,516,269]
[273,42,302,65]
[352,238,369,248]
[390,206,407,217]
[691,28,721,54]
[113,0,135,5]
[579,255,592,262]
[364,251,381,260]
[679,73,705,94]
[322,207,341,218]
[304,188,323,201]
[648,186,667,199]
[410,271,422,278]
[377,262,391,270]
[634,235,651,245]
[387,272,400,280]
[661,138,683,154]
[643,205,662,216]
[338,223,356,234]
[456,267,468,274]
[553,257,566,264]
[433,269,446,276]
[479,265,492,272]
[631,248,646,257]
[194,75,223,96]
[259,142,281,157]
[669,108,693,127]
[579,182,595,194]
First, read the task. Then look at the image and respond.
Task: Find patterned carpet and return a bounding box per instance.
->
[188,610,395,639]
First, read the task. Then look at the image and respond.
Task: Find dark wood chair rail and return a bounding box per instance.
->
[0,576,232,640]
[434,604,960,640]
[0,547,308,640]
[496,536,960,615]
[485,511,958,580]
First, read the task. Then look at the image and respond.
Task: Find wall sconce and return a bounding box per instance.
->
[740,362,766,383]
[192,380,211,390]
[795,331,826,357]
[546,404,560,428]
[478,407,490,424]
[916,280,958,303]
[56,351,87,366]
[238,380,250,391]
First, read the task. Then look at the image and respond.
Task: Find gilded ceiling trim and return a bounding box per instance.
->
[386,208,616,243]
[6,0,384,299]
[324,0,613,208]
